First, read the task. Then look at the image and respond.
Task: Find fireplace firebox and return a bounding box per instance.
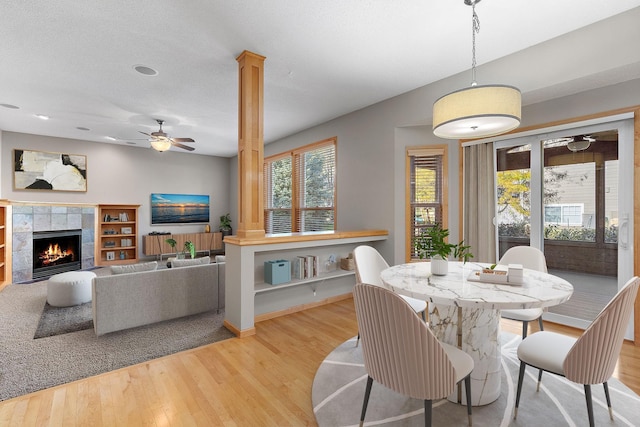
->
[32,229,82,279]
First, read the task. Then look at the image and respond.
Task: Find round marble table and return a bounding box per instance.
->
[380,261,573,406]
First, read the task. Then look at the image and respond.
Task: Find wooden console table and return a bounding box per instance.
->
[143,232,223,259]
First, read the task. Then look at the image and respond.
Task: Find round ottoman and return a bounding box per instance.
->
[47,271,96,307]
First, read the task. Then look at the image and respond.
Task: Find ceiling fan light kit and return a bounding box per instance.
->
[150,137,172,152]
[433,0,521,140]
[567,135,593,152]
[142,119,196,152]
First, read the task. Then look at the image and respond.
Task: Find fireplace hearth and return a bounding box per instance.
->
[32,229,82,279]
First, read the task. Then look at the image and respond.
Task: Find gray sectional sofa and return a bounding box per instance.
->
[92,259,225,336]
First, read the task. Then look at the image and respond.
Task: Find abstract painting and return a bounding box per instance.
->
[14,149,87,192]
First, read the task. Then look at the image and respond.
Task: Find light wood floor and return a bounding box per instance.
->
[1,298,638,426]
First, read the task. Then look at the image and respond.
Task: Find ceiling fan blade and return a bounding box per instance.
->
[139,131,152,137]
[172,137,195,143]
[172,142,195,151]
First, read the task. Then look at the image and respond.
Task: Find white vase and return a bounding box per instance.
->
[430,256,449,276]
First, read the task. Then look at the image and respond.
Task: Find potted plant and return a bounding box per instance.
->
[165,238,196,259]
[219,213,232,236]
[415,223,473,275]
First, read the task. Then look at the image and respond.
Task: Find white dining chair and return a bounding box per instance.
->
[353,283,473,427]
[353,245,427,320]
[498,246,547,338]
[353,245,428,347]
[514,276,640,427]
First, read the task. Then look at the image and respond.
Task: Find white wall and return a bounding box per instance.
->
[1,132,232,256]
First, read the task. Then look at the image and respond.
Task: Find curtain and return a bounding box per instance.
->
[463,143,496,263]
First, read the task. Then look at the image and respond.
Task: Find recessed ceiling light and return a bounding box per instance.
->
[76,126,91,131]
[0,103,19,109]
[133,65,159,76]
[105,136,117,141]
[35,114,50,120]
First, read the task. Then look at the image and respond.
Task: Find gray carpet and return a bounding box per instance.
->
[313,333,640,426]
[0,278,235,402]
[33,301,93,339]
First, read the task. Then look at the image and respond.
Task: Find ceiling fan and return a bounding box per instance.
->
[140,119,195,152]
[566,135,594,152]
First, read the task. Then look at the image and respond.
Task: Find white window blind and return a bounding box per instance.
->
[408,148,444,260]
[265,138,336,233]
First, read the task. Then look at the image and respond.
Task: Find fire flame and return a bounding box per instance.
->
[39,243,73,266]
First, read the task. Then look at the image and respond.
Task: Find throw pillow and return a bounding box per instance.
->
[170,257,211,268]
[110,261,158,275]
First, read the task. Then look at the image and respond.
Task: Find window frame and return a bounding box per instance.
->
[264,137,337,234]
[405,145,448,262]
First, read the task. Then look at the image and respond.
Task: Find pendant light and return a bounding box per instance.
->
[433,0,521,139]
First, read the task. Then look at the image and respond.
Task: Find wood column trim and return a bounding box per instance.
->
[236,50,266,240]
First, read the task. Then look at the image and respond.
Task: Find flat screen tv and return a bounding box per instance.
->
[151,193,210,225]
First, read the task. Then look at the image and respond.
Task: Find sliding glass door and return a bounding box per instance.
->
[494,118,634,335]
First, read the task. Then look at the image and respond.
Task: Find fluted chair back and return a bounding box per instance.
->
[564,276,640,385]
[353,283,456,399]
[498,246,547,273]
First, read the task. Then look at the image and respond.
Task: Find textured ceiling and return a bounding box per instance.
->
[1,1,639,157]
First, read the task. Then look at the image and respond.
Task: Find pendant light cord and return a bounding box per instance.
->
[471,1,480,86]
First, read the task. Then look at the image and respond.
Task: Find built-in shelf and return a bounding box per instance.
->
[255,269,355,293]
[0,201,7,286]
[224,229,388,334]
[96,204,139,265]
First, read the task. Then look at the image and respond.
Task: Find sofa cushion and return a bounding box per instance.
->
[171,257,211,268]
[214,255,226,263]
[111,261,158,275]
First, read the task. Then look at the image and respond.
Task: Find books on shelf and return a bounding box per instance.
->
[291,255,320,280]
[293,256,306,280]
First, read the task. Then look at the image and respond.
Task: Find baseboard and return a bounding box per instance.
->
[254,293,352,323]
[223,319,256,338]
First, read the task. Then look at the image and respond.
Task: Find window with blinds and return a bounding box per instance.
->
[264,138,336,234]
[407,146,447,260]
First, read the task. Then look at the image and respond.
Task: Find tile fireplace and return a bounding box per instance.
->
[12,204,95,283]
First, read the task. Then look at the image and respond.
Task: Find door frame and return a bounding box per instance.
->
[460,106,640,344]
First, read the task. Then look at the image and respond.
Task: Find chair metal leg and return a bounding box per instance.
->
[464,374,473,426]
[522,321,529,339]
[356,332,360,347]
[514,362,526,419]
[603,381,613,420]
[538,316,544,332]
[537,368,543,392]
[424,399,432,427]
[584,384,595,427]
[359,376,373,427]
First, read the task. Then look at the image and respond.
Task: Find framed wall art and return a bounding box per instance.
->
[14,149,87,192]
[151,193,210,225]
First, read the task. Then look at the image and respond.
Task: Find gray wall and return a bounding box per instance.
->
[1,132,232,256]
[256,78,640,266]
[251,7,640,265]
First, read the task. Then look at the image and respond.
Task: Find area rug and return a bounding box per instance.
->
[33,301,93,339]
[0,279,235,401]
[312,333,640,426]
